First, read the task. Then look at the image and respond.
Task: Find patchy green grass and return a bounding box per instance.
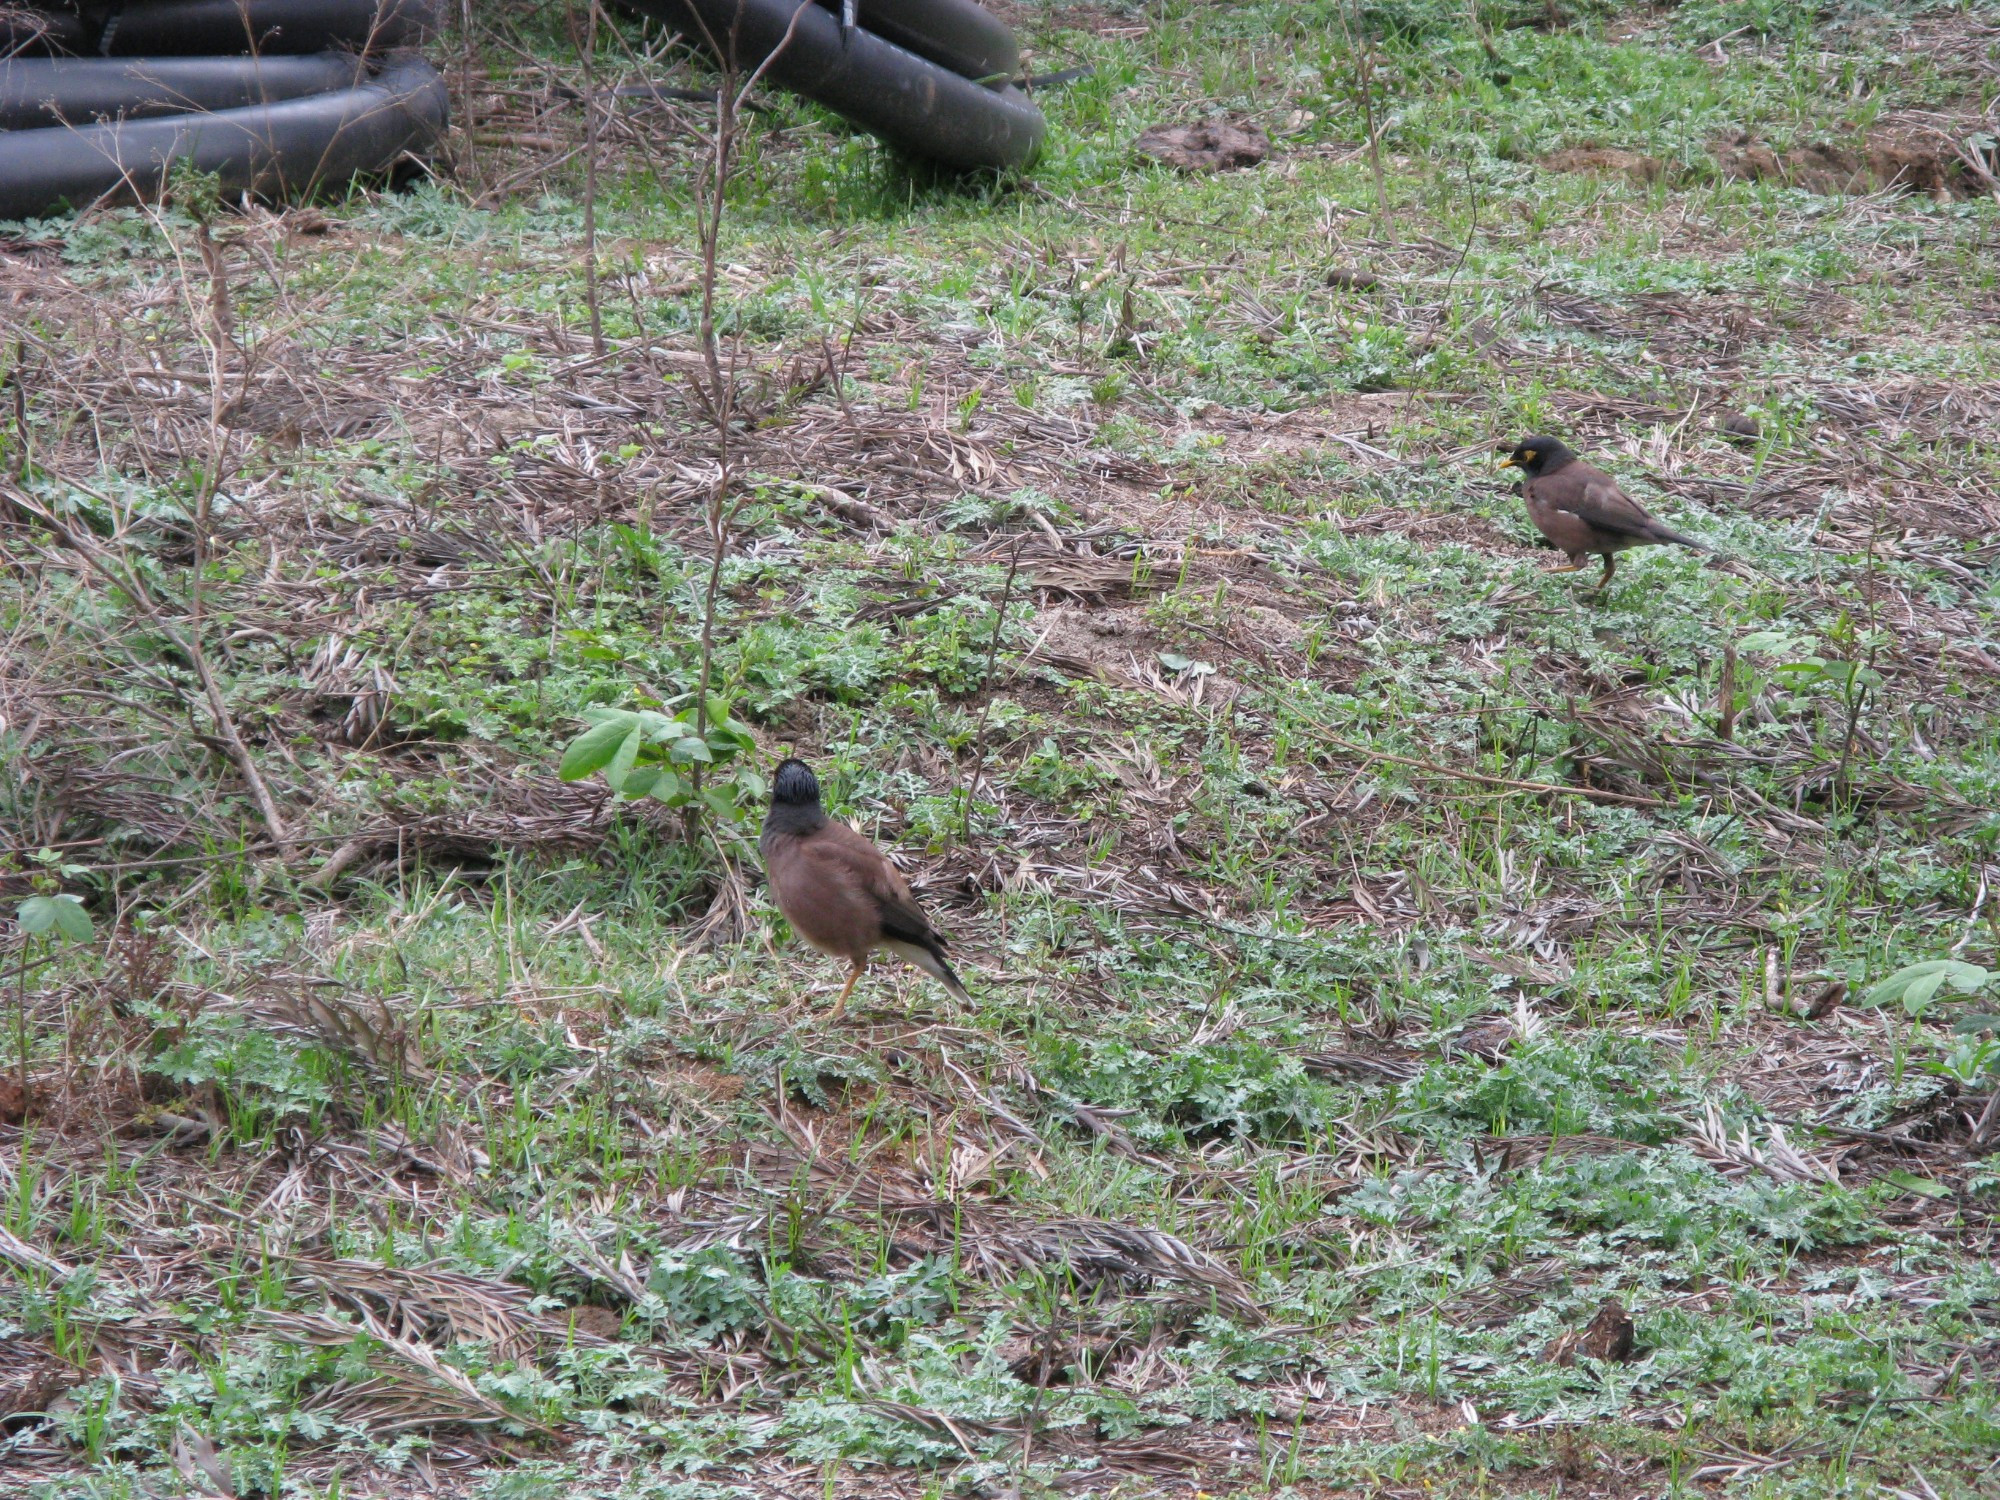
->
[5,1,2000,1496]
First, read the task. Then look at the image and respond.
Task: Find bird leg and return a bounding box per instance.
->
[1593,554,1617,593]
[828,960,865,1020]
[1549,556,1587,575]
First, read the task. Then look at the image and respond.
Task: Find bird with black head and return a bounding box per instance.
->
[1498,436,1708,594]
[758,758,971,1018]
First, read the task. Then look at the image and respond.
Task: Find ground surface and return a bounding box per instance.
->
[4,1,2000,1496]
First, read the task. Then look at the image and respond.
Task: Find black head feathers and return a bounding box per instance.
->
[771,758,822,807]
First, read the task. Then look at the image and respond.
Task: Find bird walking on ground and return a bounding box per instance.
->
[758,758,971,1018]
[1498,436,1709,593]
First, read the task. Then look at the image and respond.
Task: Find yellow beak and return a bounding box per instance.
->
[1495,455,1518,469]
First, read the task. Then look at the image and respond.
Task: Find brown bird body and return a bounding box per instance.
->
[1498,436,1707,592]
[759,758,970,1017]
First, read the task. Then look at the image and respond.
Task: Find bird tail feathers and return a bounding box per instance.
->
[884,939,972,1004]
[1647,523,1709,552]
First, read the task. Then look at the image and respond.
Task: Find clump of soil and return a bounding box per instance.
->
[1136,120,1270,172]
[1716,409,1760,443]
[1542,129,1998,200]
[1712,129,1986,199]
[1547,1297,1638,1366]
[1541,147,1664,184]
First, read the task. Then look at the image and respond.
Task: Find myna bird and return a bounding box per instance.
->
[759,758,971,1017]
[1497,436,1709,592]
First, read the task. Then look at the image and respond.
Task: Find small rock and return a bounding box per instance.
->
[1136,120,1270,173]
[1326,266,1380,291]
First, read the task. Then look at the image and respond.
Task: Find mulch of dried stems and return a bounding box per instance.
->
[3,15,2000,1495]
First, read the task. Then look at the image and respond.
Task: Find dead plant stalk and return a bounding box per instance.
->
[687,2,812,766]
[577,0,606,357]
[1339,0,1391,231]
[168,202,292,850]
[959,537,1025,840]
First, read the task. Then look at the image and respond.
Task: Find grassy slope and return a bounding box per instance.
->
[5,0,2000,1495]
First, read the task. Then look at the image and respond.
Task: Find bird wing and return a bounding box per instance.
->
[1568,475,1708,548]
[799,823,947,953]
[1545,473,1662,539]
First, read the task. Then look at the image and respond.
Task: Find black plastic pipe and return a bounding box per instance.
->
[0,53,364,129]
[634,0,1042,170]
[101,0,439,56]
[0,55,447,220]
[817,0,1016,82]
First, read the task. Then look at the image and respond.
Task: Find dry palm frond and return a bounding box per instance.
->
[224,984,427,1082]
[742,1133,1260,1319]
[0,1224,76,1283]
[170,1426,236,1498]
[981,1218,1262,1321]
[287,1257,600,1363]
[1511,995,1547,1043]
[1296,1049,1420,1082]
[1690,1104,1841,1185]
[259,1309,550,1435]
[689,855,757,948]
[300,634,399,747]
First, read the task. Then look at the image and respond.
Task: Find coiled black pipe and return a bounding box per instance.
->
[0,53,446,220]
[816,0,1016,82]
[100,0,439,56]
[633,0,1042,170]
[0,52,364,128]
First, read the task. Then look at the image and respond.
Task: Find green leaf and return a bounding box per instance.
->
[621,767,661,798]
[1903,968,1954,1012]
[703,696,732,732]
[633,709,677,739]
[706,726,749,757]
[49,895,93,944]
[16,896,56,936]
[601,723,644,791]
[1880,1169,1952,1200]
[1862,960,1993,1013]
[560,714,640,781]
[648,769,687,805]
[670,736,714,765]
[1953,1013,2000,1036]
